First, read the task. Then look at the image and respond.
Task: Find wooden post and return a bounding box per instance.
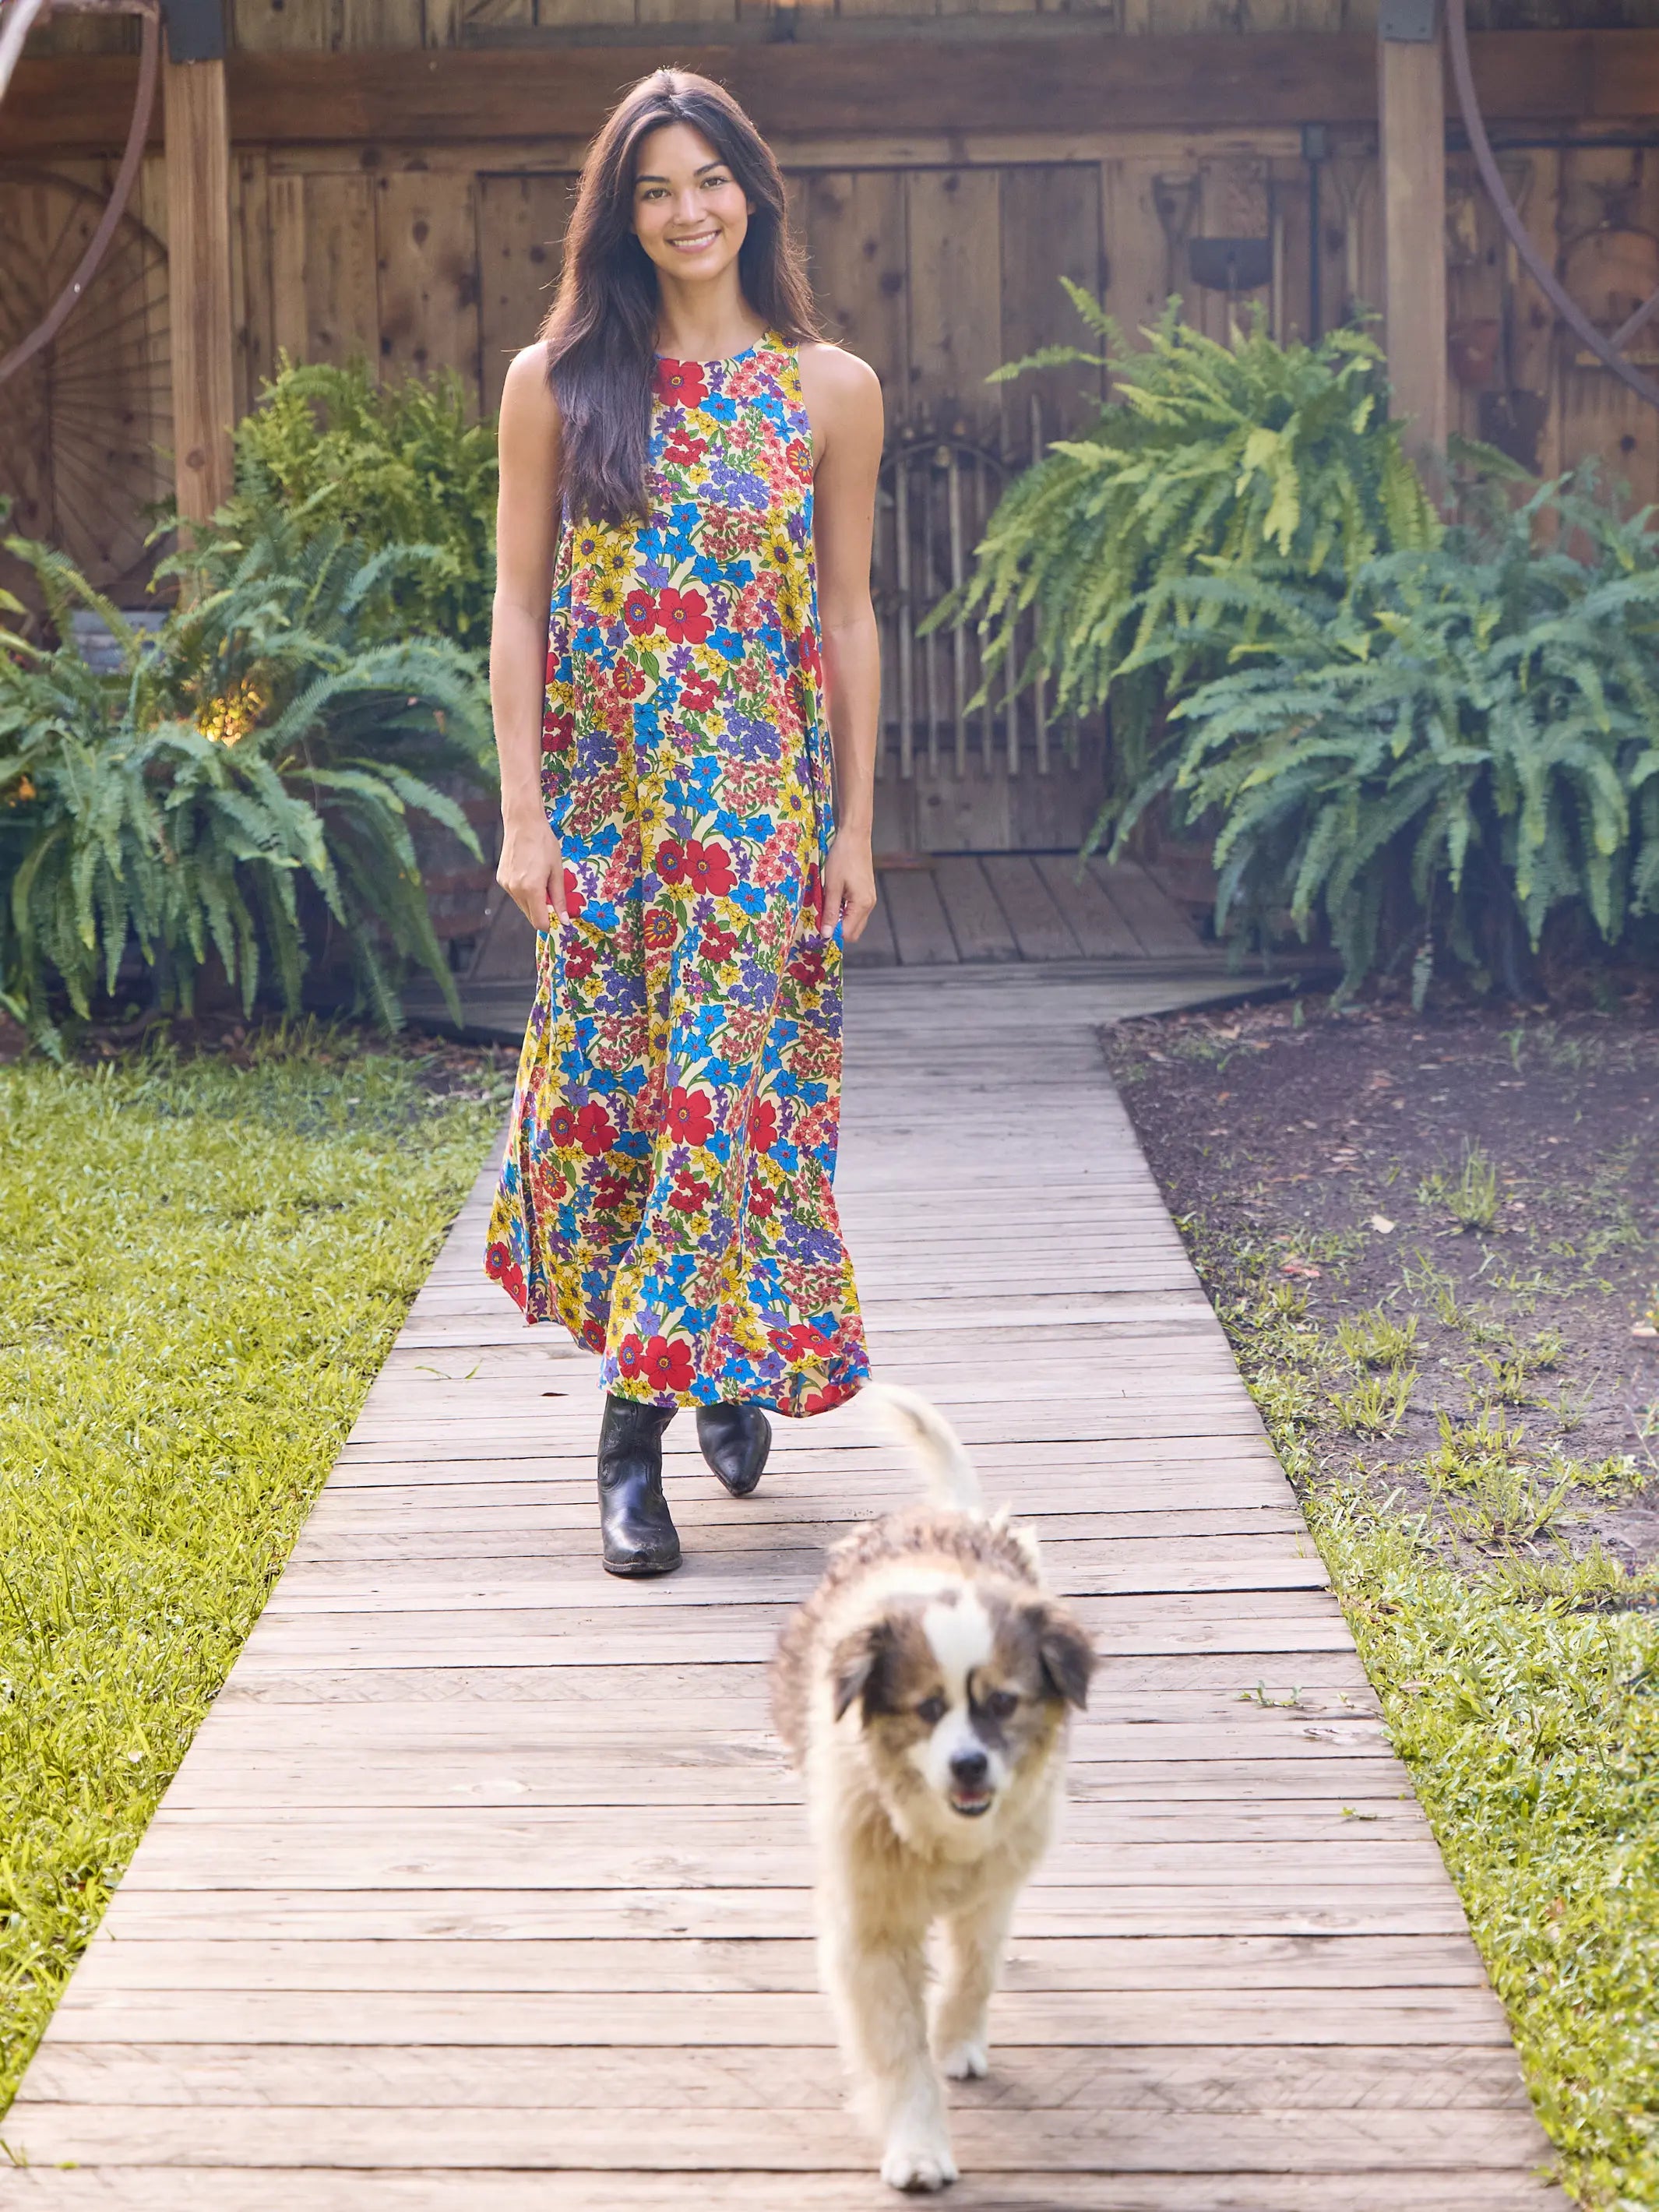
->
[1379,3,1449,456]
[164,47,236,523]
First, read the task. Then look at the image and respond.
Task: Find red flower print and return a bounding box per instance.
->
[653,358,708,408]
[544,648,559,686]
[684,839,735,897]
[563,937,597,981]
[804,1382,854,1416]
[643,908,678,953]
[669,1168,711,1213]
[580,1319,608,1352]
[484,1242,526,1306]
[749,1097,778,1154]
[790,935,830,986]
[592,1171,631,1213]
[639,1334,696,1394]
[664,1086,714,1147]
[748,1185,777,1220]
[623,589,658,636]
[664,427,706,469]
[784,1320,836,1361]
[615,663,648,703]
[575,1101,617,1157]
[542,705,574,755]
[548,1104,578,1147]
[681,671,720,714]
[699,923,738,964]
[561,868,586,920]
[657,586,712,646]
[617,1333,646,1378]
[657,839,689,886]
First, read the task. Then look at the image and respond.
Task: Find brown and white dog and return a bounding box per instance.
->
[771,1384,1094,2193]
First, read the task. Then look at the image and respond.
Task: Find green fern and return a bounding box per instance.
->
[0,511,491,1051]
[1115,476,1659,995]
[945,294,1441,809]
[229,358,498,647]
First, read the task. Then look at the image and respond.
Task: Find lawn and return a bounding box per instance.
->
[0,1025,511,2106]
[1105,995,1659,2212]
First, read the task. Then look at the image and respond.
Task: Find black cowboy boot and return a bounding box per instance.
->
[696,1401,771,1498]
[597,1394,681,1576]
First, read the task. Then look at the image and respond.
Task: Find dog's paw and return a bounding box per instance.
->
[880,2135,959,2193]
[939,2037,989,2081]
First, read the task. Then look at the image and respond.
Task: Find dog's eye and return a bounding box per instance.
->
[982,1689,1020,1721]
[915,1695,946,1727]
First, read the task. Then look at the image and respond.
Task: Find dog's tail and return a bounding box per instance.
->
[862,1382,982,1511]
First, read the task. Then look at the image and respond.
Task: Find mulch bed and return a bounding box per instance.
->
[1102,990,1659,1577]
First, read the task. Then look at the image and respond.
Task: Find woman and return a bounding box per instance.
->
[484,69,881,1580]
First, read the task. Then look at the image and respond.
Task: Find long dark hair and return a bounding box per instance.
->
[540,69,818,526]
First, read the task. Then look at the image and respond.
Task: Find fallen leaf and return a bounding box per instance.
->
[1280,1258,1322,1279]
[1369,1214,1396,1235]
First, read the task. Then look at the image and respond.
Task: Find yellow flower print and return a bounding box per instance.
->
[572,527,604,566]
[590,576,625,621]
[599,544,632,584]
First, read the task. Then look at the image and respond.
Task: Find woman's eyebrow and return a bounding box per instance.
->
[635,161,724,185]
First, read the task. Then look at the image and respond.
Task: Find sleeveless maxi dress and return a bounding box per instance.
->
[484,333,870,1417]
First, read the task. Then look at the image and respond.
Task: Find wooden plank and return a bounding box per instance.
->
[981,854,1083,959]
[13,33,1659,157]
[880,865,959,963]
[1380,24,1449,456]
[164,56,237,523]
[1088,856,1199,954]
[905,165,1004,433]
[375,169,482,404]
[11,2037,1538,2107]
[0,2101,1545,2170]
[998,160,1106,449]
[933,856,1020,962]
[303,172,380,368]
[1034,853,1143,956]
[476,171,572,414]
[799,169,907,407]
[0,2171,1566,2210]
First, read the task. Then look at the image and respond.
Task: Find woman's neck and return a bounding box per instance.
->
[653,273,766,366]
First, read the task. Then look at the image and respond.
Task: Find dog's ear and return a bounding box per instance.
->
[831,1619,893,1724]
[1028,1604,1096,1711]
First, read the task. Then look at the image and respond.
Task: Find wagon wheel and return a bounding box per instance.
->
[1447,0,1659,411]
[0,166,172,599]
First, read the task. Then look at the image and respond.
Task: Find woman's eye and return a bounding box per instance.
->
[915,1696,946,1727]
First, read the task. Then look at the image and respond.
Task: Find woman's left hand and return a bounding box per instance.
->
[820,830,878,943]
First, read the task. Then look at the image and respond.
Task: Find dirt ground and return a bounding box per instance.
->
[1102,990,1659,1584]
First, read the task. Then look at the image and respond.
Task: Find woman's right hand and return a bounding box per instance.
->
[497,810,568,933]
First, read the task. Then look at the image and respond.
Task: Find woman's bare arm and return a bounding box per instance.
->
[799,342,883,943]
[491,345,567,932]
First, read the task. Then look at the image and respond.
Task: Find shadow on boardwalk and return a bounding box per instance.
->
[0,968,1559,2210]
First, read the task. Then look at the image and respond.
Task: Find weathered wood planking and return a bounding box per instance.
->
[0,965,1557,2210]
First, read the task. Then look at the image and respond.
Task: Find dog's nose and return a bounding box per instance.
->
[949,1749,989,1788]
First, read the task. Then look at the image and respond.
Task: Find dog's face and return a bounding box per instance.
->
[832,1582,1094,1830]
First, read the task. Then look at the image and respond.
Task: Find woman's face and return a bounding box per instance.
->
[631,122,752,288]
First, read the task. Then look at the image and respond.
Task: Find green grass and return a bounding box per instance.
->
[0,1030,508,2105]
[1203,1242,1659,2211]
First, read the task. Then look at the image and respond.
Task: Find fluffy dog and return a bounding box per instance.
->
[771,1383,1094,2193]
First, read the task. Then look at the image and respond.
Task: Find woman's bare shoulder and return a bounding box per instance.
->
[500,342,561,425]
[797,338,880,410]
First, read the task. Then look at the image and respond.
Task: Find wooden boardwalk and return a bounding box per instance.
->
[2,967,1557,2210]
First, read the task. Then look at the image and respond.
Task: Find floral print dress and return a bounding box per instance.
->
[484,333,870,1417]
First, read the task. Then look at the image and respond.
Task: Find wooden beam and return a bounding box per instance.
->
[164,54,238,522]
[5,29,1659,157]
[1379,20,1448,456]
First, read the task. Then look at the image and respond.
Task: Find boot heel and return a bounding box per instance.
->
[597,1394,682,1576]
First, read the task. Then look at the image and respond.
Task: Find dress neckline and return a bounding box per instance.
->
[655,332,772,371]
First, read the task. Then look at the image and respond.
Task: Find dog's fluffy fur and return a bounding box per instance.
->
[771,1384,1094,2193]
